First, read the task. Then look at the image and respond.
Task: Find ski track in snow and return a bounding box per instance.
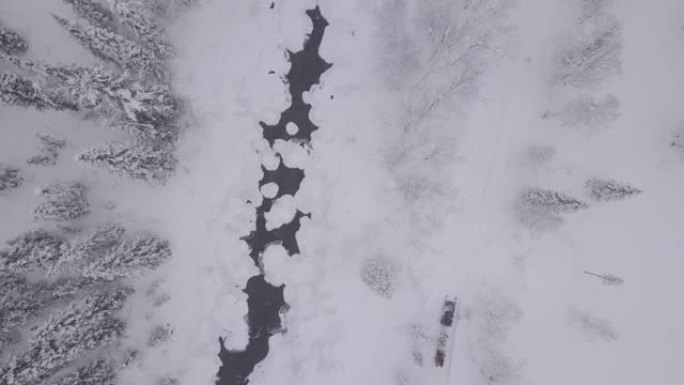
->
[2,0,684,385]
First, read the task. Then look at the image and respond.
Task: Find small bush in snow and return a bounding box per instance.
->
[2,287,131,384]
[545,94,620,128]
[0,230,65,273]
[473,346,524,385]
[555,13,622,87]
[467,290,523,341]
[585,178,641,201]
[34,181,90,221]
[360,256,400,299]
[147,323,173,346]
[569,308,618,342]
[0,165,22,192]
[79,140,176,182]
[27,133,66,166]
[521,145,555,167]
[0,23,28,55]
[516,188,587,230]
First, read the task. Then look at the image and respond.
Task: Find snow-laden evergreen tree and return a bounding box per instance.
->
[111,0,174,59]
[544,94,620,128]
[519,188,588,215]
[79,140,176,182]
[0,272,46,345]
[52,359,116,385]
[516,188,588,230]
[27,133,67,166]
[1,287,131,385]
[0,72,77,111]
[64,0,116,29]
[2,54,179,134]
[0,165,22,192]
[0,23,28,55]
[585,178,641,201]
[555,12,622,87]
[34,181,90,221]
[55,224,171,280]
[0,230,65,274]
[52,14,163,80]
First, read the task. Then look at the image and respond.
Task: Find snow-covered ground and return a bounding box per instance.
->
[2,0,684,384]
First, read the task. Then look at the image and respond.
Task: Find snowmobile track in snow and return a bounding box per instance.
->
[216,6,331,385]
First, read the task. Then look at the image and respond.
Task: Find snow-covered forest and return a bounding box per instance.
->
[1,0,683,384]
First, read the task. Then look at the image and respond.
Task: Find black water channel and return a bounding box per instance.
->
[216,7,331,385]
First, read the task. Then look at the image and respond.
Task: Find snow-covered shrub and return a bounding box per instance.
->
[467,290,523,341]
[147,323,173,346]
[0,73,77,111]
[585,178,641,201]
[34,181,90,221]
[27,133,66,166]
[545,94,620,128]
[79,140,176,182]
[555,13,622,87]
[0,23,28,55]
[569,308,618,342]
[0,165,22,192]
[2,287,131,384]
[0,230,65,273]
[360,256,400,298]
[516,188,588,230]
[472,346,524,385]
[521,145,555,167]
[52,359,116,385]
[64,0,115,29]
[465,290,525,385]
[56,225,171,280]
[579,0,611,22]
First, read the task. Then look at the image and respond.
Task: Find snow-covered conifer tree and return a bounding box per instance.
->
[0,73,77,111]
[27,133,67,166]
[53,14,162,80]
[555,13,622,87]
[112,0,173,59]
[57,225,171,280]
[79,140,176,182]
[52,359,116,385]
[545,94,620,128]
[2,287,131,384]
[585,178,641,201]
[516,188,588,230]
[63,0,115,29]
[0,230,65,273]
[0,23,28,55]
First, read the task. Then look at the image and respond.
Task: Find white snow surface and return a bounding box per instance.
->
[2,0,684,385]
